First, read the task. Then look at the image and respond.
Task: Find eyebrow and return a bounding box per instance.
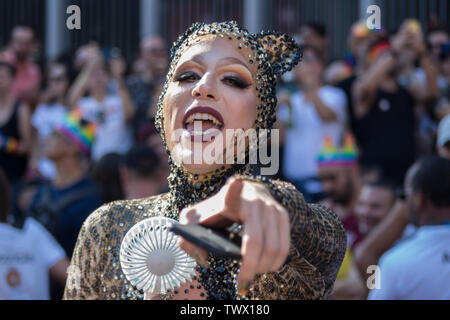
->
[188,54,251,72]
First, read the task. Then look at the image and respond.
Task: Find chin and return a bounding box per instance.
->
[171,137,230,174]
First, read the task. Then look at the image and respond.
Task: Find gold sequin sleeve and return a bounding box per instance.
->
[62,176,346,300]
[63,205,106,300]
[236,176,347,300]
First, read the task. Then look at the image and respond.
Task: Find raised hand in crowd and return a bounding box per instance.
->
[293,48,338,122]
[67,44,104,109]
[393,20,439,104]
[110,56,134,123]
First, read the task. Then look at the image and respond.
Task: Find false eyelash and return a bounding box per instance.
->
[174,71,199,82]
[175,72,251,89]
[222,76,251,89]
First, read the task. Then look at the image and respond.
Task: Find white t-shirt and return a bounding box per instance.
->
[368,225,450,300]
[414,68,448,90]
[0,218,66,300]
[32,103,68,179]
[278,86,348,180]
[32,102,68,139]
[78,94,133,161]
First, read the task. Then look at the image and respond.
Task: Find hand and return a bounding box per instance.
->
[178,177,290,294]
[75,43,103,69]
[295,64,321,90]
[39,88,55,104]
[410,31,427,58]
[391,31,408,54]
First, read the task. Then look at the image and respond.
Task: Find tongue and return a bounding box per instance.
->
[186,120,220,133]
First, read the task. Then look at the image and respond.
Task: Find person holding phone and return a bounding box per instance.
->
[67,46,134,161]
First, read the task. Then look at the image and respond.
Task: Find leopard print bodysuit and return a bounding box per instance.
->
[64,174,346,300]
[64,21,347,300]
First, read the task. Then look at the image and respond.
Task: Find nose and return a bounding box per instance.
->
[357,205,370,218]
[191,73,217,101]
[321,181,333,195]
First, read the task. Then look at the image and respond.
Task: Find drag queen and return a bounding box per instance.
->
[64,21,346,300]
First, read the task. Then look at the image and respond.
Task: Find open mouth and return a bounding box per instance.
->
[182,106,224,141]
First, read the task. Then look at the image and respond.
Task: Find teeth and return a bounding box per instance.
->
[185,113,222,126]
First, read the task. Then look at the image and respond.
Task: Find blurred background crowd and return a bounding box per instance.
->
[0,0,449,300]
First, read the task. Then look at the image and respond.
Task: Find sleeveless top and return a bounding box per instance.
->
[0,101,28,182]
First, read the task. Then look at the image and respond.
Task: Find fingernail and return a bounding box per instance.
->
[191,252,209,268]
[237,281,250,296]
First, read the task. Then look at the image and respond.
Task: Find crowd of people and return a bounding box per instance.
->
[0,17,449,299]
[276,19,450,300]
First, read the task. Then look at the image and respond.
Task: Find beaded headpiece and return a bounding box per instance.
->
[153,21,302,213]
[155,20,301,141]
[317,134,358,167]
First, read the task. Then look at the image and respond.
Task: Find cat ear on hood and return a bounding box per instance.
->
[254,31,302,77]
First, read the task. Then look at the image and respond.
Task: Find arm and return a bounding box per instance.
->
[50,257,71,288]
[296,64,338,122]
[352,53,396,119]
[332,258,368,300]
[0,104,32,157]
[0,104,31,156]
[415,53,439,103]
[225,176,346,299]
[304,87,338,122]
[110,58,134,123]
[28,125,41,174]
[67,57,100,109]
[17,103,32,155]
[407,31,439,104]
[353,200,409,281]
[178,176,346,300]
[117,79,134,123]
[258,178,347,299]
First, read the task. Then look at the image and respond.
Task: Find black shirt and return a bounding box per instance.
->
[0,101,28,183]
[353,86,416,186]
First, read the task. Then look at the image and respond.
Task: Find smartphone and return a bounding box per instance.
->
[170,224,242,260]
[101,47,121,61]
[170,224,292,265]
[405,19,421,34]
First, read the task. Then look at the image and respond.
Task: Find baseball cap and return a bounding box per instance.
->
[54,108,97,156]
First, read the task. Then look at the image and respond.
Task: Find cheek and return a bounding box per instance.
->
[375,205,390,218]
[162,83,191,150]
[45,138,59,153]
[373,209,385,219]
[222,87,256,130]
